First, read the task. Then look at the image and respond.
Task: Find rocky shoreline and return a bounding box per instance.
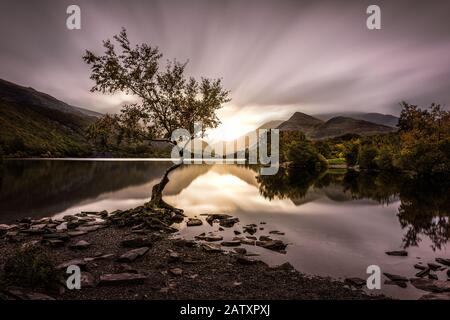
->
[0,206,431,300]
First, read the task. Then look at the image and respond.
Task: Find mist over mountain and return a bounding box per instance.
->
[274,112,395,140]
[314,112,399,127]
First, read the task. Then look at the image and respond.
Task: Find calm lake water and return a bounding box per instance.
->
[1,159,449,299]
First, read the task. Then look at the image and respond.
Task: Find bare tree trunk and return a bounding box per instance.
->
[146,141,187,213]
[148,162,183,211]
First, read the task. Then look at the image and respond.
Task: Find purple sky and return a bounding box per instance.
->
[1,0,450,139]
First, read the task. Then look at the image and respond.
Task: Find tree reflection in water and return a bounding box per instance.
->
[257,167,450,250]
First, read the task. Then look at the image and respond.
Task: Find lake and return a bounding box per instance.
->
[0,159,449,299]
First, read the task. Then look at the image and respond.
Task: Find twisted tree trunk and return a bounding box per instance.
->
[148,162,183,210]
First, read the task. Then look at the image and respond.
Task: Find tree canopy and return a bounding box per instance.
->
[83,28,230,146]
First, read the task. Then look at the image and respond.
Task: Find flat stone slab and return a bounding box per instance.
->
[221,241,241,247]
[420,292,450,300]
[117,247,150,262]
[69,240,91,249]
[68,231,88,237]
[435,258,450,266]
[383,273,408,282]
[345,277,366,288]
[56,259,87,271]
[201,243,223,252]
[99,273,147,286]
[385,250,408,256]
[186,218,203,227]
[410,278,450,292]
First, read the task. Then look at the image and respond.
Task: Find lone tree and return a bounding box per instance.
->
[83,28,230,209]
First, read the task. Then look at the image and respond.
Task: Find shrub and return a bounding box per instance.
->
[358,145,379,170]
[286,141,328,172]
[2,245,57,290]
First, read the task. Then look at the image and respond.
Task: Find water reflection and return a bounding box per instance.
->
[257,167,450,250]
[1,160,449,299]
[0,160,170,222]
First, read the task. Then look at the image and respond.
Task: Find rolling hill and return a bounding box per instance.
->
[276,112,324,134]
[0,79,100,157]
[315,112,399,127]
[276,112,395,139]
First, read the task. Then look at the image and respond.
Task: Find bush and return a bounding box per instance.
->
[358,145,379,170]
[345,144,359,167]
[376,148,395,171]
[2,245,57,290]
[286,141,328,172]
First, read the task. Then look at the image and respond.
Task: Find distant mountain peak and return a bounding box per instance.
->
[276,111,395,139]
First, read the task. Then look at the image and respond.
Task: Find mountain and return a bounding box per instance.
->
[0,78,100,157]
[0,79,101,118]
[276,112,395,139]
[257,120,284,130]
[315,112,399,128]
[309,116,394,139]
[276,112,323,134]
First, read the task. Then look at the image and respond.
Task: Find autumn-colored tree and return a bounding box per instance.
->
[83,28,230,208]
[397,102,450,175]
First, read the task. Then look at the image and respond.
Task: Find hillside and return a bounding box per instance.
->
[276,112,323,134]
[309,116,394,139]
[0,79,99,157]
[276,112,395,139]
[314,112,398,127]
[0,79,101,118]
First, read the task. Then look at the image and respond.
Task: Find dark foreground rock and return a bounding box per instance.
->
[0,212,386,300]
[410,278,450,293]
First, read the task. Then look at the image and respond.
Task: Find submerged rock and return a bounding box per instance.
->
[410,278,450,292]
[219,217,239,228]
[256,240,287,252]
[205,214,232,226]
[427,263,445,271]
[385,250,408,256]
[186,219,203,227]
[419,292,450,300]
[383,273,408,282]
[413,263,427,270]
[415,268,430,278]
[435,257,450,267]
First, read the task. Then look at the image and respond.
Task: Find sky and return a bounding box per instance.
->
[1,0,450,141]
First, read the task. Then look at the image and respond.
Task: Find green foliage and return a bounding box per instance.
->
[0,101,93,157]
[358,145,379,170]
[2,245,57,290]
[344,144,359,167]
[376,147,395,171]
[286,140,328,172]
[83,28,230,146]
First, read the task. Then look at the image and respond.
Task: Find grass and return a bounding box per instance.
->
[2,244,58,290]
[327,158,347,166]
